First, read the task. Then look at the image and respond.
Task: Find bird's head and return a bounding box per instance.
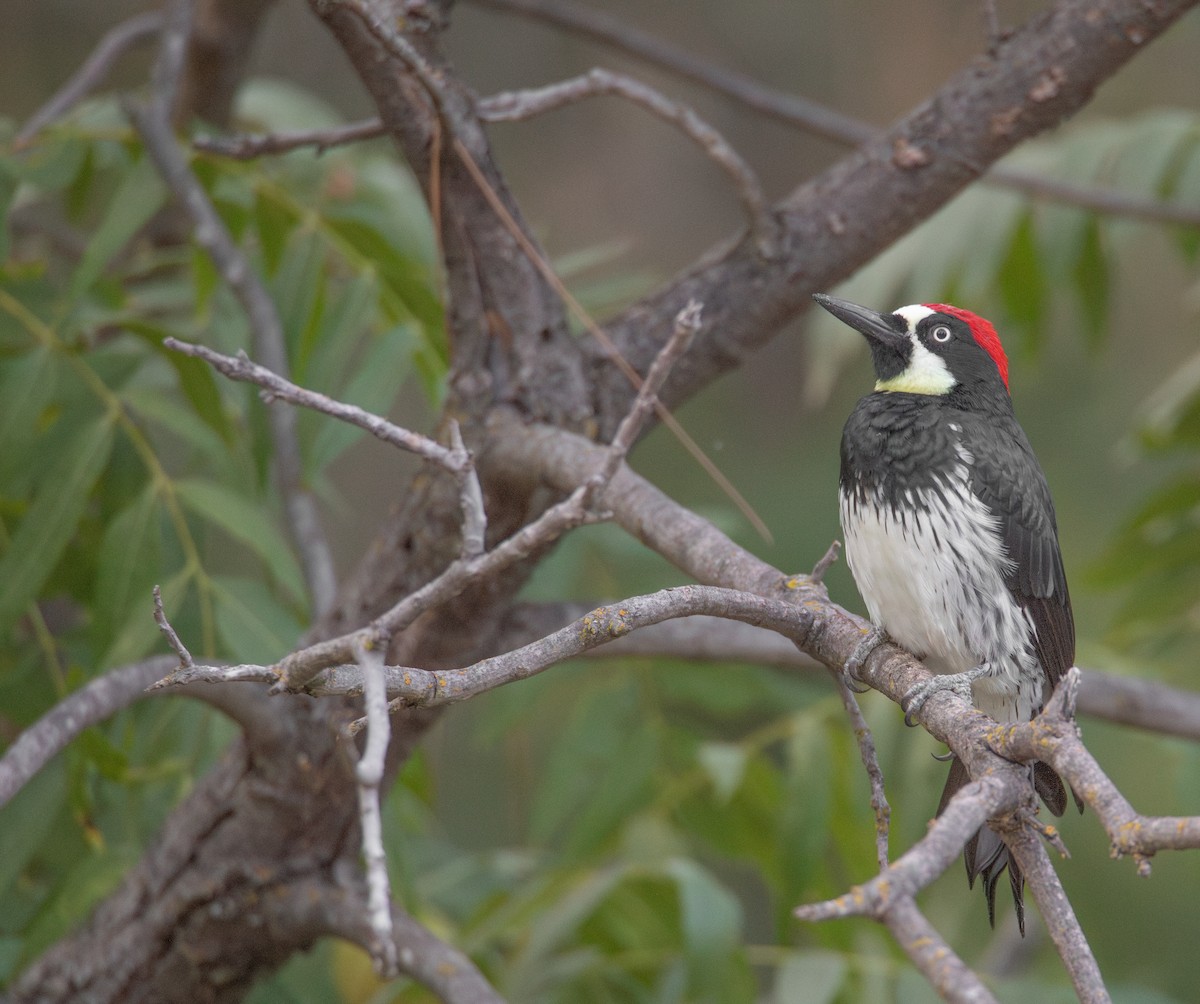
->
[813,293,1009,397]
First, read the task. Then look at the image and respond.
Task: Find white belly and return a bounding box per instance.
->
[839,474,1043,722]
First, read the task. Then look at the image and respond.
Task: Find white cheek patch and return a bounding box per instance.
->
[875,303,957,396]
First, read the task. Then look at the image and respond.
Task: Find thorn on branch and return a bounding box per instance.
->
[810,539,841,583]
[449,420,487,559]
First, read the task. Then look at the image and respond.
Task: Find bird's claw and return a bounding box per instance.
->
[900,665,989,727]
[842,625,887,693]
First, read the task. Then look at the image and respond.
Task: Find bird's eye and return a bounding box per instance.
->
[931,325,952,343]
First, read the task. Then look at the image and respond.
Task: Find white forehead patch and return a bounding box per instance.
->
[893,304,936,332]
[875,304,956,396]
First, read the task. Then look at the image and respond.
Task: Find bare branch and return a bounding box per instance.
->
[1075,668,1200,742]
[193,118,388,157]
[15,12,165,149]
[283,879,505,1002]
[127,0,337,617]
[468,0,865,146]
[0,658,171,810]
[350,638,398,976]
[479,72,776,254]
[490,416,790,592]
[990,669,1200,863]
[795,778,1003,1003]
[153,584,193,668]
[1005,823,1107,1003]
[448,133,773,543]
[809,540,841,585]
[831,674,891,869]
[470,0,1200,231]
[795,777,1001,922]
[598,299,702,481]
[883,898,998,1004]
[268,301,701,691]
[164,338,470,474]
[152,585,815,709]
[0,656,286,811]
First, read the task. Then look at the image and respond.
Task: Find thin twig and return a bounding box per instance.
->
[350,638,398,976]
[795,777,1001,922]
[16,11,165,149]
[596,299,702,483]
[478,71,777,254]
[164,338,470,474]
[193,118,388,157]
[273,302,705,691]
[0,658,171,810]
[128,0,338,617]
[282,879,505,1001]
[831,673,890,869]
[809,540,840,584]
[153,584,194,668]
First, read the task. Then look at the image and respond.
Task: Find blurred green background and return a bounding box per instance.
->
[2,2,1199,1001]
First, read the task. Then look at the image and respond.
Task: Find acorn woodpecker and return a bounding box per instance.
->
[813,293,1075,933]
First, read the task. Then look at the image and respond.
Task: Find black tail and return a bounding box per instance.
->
[937,757,1072,935]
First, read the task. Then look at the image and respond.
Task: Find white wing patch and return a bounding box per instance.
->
[840,460,1045,722]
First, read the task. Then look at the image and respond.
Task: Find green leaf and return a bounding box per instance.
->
[93,485,161,652]
[174,478,305,605]
[252,186,296,276]
[122,321,233,443]
[0,415,115,635]
[120,386,234,471]
[69,154,167,299]
[212,575,304,665]
[1071,217,1110,347]
[771,951,848,1004]
[0,348,60,484]
[0,759,67,903]
[308,322,414,473]
[997,210,1048,345]
[665,858,741,965]
[0,159,19,261]
[696,743,747,805]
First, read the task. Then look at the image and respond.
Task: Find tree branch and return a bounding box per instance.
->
[1005,822,1107,1003]
[478,70,776,254]
[586,0,1200,431]
[470,0,1200,230]
[15,11,165,149]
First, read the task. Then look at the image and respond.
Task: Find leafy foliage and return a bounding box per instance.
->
[0,82,443,981]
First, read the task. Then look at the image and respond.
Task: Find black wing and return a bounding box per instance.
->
[963,411,1075,689]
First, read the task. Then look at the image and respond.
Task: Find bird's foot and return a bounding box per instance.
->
[842,625,888,694]
[901,664,991,727]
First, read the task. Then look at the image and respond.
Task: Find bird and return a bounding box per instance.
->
[812,292,1075,933]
